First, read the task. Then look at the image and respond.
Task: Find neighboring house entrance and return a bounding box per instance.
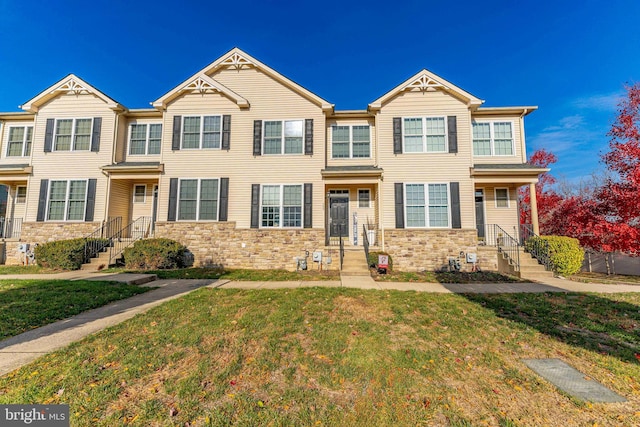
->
[329,191,349,238]
[475,189,485,240]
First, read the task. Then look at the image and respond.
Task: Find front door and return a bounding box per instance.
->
[475,189,485,239]
[330,197,349,238]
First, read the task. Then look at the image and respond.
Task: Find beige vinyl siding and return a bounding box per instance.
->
[0,120,35,164]
[157,66,325,229]
[107,179,131,223]
[114,113,128,163]
[470,114,525,164]
[481,185,519,236]
[326,118,376,167]
[376,89,475,229]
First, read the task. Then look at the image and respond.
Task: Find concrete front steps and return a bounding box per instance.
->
[500,248,554,280]
[340,248,371,276]
[80,238,135,271]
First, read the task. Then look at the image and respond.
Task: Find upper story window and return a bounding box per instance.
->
[472,121,514,156]
[178,178,219,221]
[332,125,371,158]
[130,124,161,155]
[263,120,303,154]
[7,126,32,157]
[405,183,450,228]
[403,117,447,153]
[55,118,92,151]
[47,179,87,221]
[182,116,221,149]
[261,184,303,228]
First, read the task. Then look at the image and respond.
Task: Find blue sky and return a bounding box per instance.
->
[1,0,638,183]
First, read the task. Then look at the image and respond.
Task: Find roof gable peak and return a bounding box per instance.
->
[152,74,249,109]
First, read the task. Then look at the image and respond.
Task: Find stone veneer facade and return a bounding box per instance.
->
[154,222,329,270]
[383,229,480,272]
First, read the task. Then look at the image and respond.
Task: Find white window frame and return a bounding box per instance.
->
[472,120,515,157]
[331,125,371,159]
[494,188,510,208]
[358,188,371,208]
[46,179,88,221]
[177,178,220,221]
[262,119,304,155]
[6,126,33,157]
[260,184,304,228]
[133,184,146,203]
[129,123,162,155]
[15,185,27,204]
[404,183,451,228]
[54,118,93,152]
[402,116,448,153]
[181,115,222,150]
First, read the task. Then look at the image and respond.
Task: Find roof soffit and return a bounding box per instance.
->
[20,74,125,113]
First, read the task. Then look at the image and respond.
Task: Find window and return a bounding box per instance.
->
[133,185,146,203]
[7,126,32,157]
[472,121,514,156]
[182,116,221,149]
[16,186,26,204]
[129,124,161,155]
[47,180,87,221]
[331,125,371,158]
[495,188,510,208]
[403,117,446,153]
[178,179,219,220]
[54,118,92,151]
[358,189,370,208]
[263,120,303,154]
[261,184,303,228]
[405,183,450,228]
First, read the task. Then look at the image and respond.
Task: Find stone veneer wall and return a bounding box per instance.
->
[6,222,100,265]
[154,222,329,270]
[383,229,480,272]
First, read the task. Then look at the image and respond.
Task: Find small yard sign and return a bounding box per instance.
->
[378,255,389,271]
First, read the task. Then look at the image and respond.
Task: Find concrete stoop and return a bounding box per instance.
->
[499,248,554,280]
[340,249,370,275]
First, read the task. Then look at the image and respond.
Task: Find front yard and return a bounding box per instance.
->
[0,288,638,426]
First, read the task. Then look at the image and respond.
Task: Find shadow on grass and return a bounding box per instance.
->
[462,292,640,364]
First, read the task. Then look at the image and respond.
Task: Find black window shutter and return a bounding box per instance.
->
[393,117,402,154]
[253,120,262,156]
[304,119,313,155]
[450,182,461,229]
[167,178,178,221]
[250,184,260,228]
[394,183,405,229]
[219,178,229,221]
[36,179,49,222]
[85,179,97,221]
[44,119,54,152]
[447,116,458,154]
[90,117,102,152]
[222,115,231,150]
[172,116,182,150]
[304,183,312,228]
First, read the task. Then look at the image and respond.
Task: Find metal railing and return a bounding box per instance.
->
[83,217,122,263]
[487,224,520,271]
[519,224,553,271]
[362,224,370,266]
[108,216,152,265]
[0,217,22,239]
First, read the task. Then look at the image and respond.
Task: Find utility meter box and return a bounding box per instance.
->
[18,243,29,253]
[466,253,477,263]
[312,251,322,262]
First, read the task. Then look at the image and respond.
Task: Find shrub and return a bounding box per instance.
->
[35,238,87,270]
[526,235,584,276]
[367,251,393,271]
[123,238,190,270]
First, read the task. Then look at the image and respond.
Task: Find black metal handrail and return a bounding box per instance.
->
[519,224,553,271]
[83,217,122,263]
[488,224,520,271]
[108,216,152,265]
[362,224,370,266]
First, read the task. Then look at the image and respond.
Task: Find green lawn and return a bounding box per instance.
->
[0,265,53,274]
[1,288,638,426]
[373,270,522,283]
[0,280,151,340]
[102,267,341,281]
[572,272,640,285]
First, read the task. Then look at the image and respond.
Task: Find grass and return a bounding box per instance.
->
[571,272,640,285]
[0,288,638,426]
[101,267,341,281]
[373,270,522,283]
[0,265,54,274]
[0,280,151,340]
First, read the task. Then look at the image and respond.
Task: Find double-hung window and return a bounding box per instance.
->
[472,121,514,156]
[182,116,221,149]
[54,118,92,151]
[47,180,87,221]
[16,186,27,204]
[405,183,450,228]
[495,188,510,208]
[7,126,33,157]
[261,184,303,228]
[403,117,446,153]
[263,120,303,154]
[331,125,370,158]
[129,123,161,155]
[178,179,219,220]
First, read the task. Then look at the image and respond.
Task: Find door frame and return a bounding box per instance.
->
[328,189,350,239]
[475,188,486,240]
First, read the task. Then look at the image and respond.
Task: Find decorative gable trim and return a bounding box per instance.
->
[152,74,249,110]
[20,74,125,113]
[219,52,256,70]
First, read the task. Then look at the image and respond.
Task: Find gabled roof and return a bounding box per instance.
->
[152,74,249,110]
[152,47,333,112]
[20,74,125,113]
[368,69,484,111]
